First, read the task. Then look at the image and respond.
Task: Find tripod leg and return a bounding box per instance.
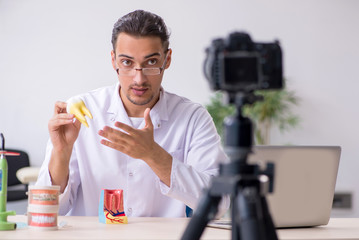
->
[235,186,269,240]
[231,195,241,240]
[234,186,278,240]
[181,190,221,240]
[260,196,278,240]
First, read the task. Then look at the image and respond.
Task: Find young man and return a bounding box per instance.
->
[37,10,229,217]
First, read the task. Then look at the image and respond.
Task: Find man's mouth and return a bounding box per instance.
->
[131,87,148,96]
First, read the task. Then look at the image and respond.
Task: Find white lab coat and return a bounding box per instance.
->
[37,83,229,217]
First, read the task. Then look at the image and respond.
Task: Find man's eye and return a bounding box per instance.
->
[147,59,157,66]
[121,60,132,67]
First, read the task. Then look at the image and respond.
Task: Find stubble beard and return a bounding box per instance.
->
[126,84,154,106]
[126,92,154,106]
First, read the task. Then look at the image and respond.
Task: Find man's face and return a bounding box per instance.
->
[111,33,171,111]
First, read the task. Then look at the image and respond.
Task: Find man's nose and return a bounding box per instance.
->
[133,68,146,84]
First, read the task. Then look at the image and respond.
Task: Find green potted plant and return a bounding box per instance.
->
[206,89,300,145]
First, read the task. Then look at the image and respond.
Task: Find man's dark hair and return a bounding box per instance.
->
[112,10,170,52]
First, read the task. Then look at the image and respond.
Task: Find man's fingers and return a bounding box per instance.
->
[51,113,74,123]
[54,101,68,114]
[48,113,75,130]
[113,108,153,132]
[99,126,132,143]
[144,108,153,129]
[56,113,74,119]
[100,138,127,153]
[114,122,136,134]
[50,118,73,127]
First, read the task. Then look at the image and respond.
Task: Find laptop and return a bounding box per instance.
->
[210,145,341,229]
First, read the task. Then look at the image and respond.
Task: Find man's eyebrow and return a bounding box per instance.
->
[144,53,161,59]
[117,52,161,59]
[117,54,134,59]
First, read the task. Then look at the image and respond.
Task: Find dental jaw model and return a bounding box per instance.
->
[66,97,93,128]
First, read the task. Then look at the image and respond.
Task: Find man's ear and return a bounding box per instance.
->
[165,48,172,69]
[111,50,117,71]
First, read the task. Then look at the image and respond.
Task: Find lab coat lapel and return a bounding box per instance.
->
[107,83,132,126]
[147,89,169,130]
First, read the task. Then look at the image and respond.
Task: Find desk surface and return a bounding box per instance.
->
[1,216,359,240]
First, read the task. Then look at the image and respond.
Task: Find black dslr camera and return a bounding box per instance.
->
[204,32,283,93]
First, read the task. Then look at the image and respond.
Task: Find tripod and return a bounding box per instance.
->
[181,93,278,240]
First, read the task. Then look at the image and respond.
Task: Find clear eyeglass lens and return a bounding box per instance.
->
[118,68,161,76]
[142,68,161,75]
[118,69,133,76]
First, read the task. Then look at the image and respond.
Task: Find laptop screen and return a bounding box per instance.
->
[248,146,341,228]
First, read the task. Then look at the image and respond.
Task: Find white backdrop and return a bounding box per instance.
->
[1,0,359,216]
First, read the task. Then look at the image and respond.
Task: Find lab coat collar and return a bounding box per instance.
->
[107,82,169,129]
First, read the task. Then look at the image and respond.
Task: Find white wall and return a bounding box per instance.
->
[1,0,358,216]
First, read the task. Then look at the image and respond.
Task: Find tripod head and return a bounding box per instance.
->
[220,91,275,193]
[223,92,262,162]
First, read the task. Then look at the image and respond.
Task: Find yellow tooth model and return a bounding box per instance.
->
[66,97,93,128]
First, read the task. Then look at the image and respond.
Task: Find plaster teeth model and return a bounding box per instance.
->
[66,97,93,128]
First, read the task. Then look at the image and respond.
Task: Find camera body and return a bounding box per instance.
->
[204,32,283,93]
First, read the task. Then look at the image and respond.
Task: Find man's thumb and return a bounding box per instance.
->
[144,108,153,129]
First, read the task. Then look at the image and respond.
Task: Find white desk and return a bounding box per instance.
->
[2,215,229,240]
[1,216,359,240]
[277,218,359,240]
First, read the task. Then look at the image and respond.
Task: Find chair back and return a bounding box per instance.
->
[5,149,30,186]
